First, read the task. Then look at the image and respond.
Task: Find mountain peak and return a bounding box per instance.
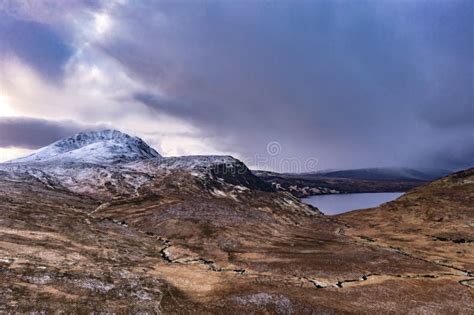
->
[8,129,162,164]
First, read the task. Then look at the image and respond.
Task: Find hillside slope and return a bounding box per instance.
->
[0,131,472,313]
[338,168,474,273]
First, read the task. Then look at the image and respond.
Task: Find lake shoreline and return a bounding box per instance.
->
[302,192,405,215]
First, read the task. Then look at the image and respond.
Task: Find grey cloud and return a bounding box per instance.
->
[0,117,107,149]
[1,1,473,171]
[418,136,474,171]
[0,11,73,81]
[114,1,472,170]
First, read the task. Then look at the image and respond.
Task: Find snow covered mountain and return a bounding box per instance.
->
[9,130,162,164]
[0,130,276,199]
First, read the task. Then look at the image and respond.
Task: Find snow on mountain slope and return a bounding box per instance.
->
[0,130,276,199]
[125,155,238,172]
[9,130,161,164]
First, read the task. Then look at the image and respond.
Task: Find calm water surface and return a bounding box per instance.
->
[302,192,404,215]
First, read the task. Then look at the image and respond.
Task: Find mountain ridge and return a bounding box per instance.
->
[8,129,162,164]
[0,130,276,198]
[254,167,451,181]
[314,167,451,181]
[254,167,453,197]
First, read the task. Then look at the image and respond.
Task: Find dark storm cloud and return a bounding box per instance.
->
[107,0,473,170]
[0,11,73,81]
[1,0,473,170]
[0,117,106,149]
[418,135,474,171]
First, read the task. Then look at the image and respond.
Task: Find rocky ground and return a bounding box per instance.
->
[338,168,474,278]
[0,165,472,313]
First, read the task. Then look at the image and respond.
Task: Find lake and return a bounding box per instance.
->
[302,192,404,215]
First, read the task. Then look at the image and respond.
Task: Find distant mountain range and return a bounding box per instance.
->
[7,130,451,199]
[314,167,452,181]
[253,167,452,197]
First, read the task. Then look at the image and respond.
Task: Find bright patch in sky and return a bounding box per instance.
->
[0,94,17,117]
[94,12,112,36]
[0,148,32,162]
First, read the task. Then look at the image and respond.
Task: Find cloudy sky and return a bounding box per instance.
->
[0,0,472,171]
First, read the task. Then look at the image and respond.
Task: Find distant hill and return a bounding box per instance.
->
[316,167,452,181]
[253,167,453,197]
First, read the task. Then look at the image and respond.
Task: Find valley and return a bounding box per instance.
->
[0,131,472,313]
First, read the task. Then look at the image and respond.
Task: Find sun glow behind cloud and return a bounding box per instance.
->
[0,94,18,117]
[94,12,112,36]
[0,49,225,160]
